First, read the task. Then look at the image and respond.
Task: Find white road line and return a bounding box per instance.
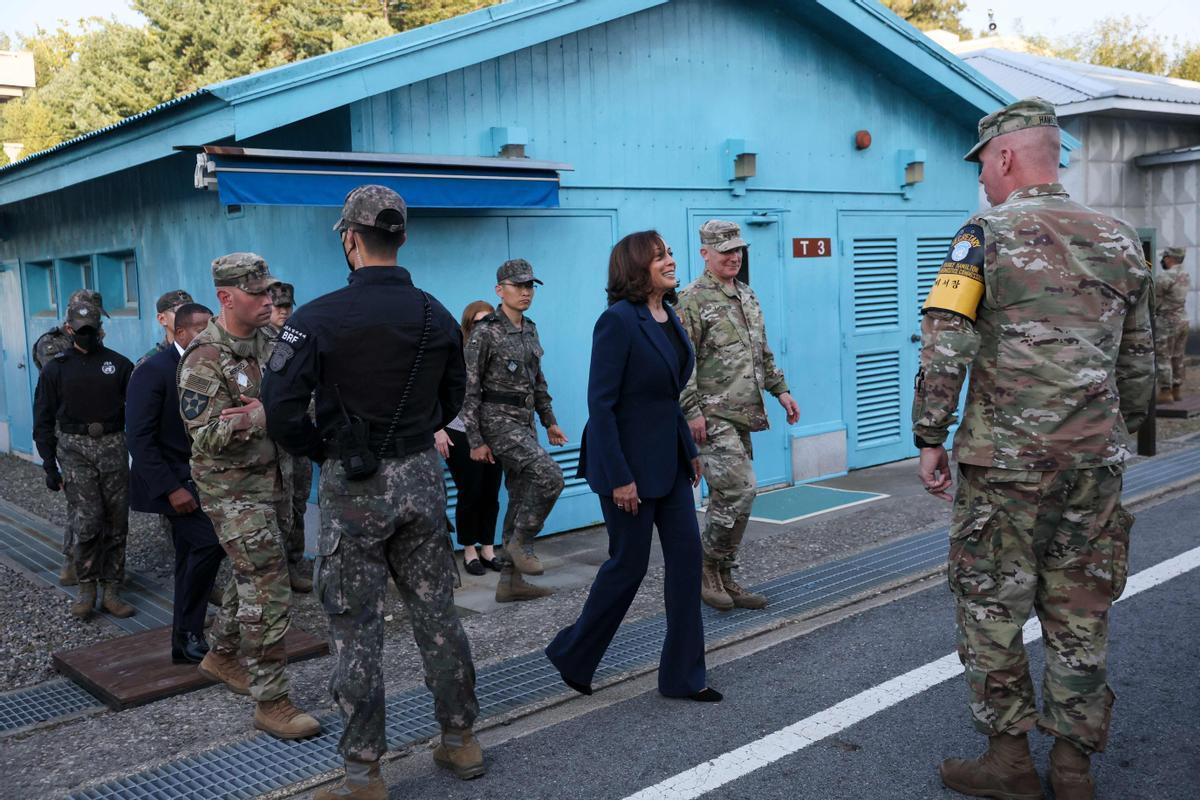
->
[622,545,1200,800]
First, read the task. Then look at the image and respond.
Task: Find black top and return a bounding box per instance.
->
[261,266,466,459]
[33,345,134,465]
[658,318,689,373]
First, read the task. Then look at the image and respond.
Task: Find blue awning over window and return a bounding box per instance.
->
[190,147,570,209]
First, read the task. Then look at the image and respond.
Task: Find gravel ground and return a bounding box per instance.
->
[1,428,1197,797]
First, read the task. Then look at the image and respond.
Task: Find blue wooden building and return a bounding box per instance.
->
[0,0,1016,538]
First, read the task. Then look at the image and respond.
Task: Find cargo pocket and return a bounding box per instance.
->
[947,509,1000,599]
[316,546,350,616]
[1107,505,1134,601]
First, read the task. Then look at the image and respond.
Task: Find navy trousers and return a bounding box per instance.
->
[546,467,706,696]
[169,508,225,636]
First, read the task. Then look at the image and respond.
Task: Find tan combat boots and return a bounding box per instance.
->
[1048,738,1095,800]
[719,566,767,609]
[700,559,733,610]
[197,650,251,695]
[314,759,386,800]
[495,569,553,603]
[939,732,1044,800]
[254,696,321,739]
[70,582,96,619]
[432,727,486,780]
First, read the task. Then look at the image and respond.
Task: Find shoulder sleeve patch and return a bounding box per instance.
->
[923,223,986,321]
[268,342,295,373]
[278,324,308,348]
[180,372,220,397]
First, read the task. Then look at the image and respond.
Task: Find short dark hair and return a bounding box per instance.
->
[174,303,213,332]
[347,220,405,254]
[607,230,667,306]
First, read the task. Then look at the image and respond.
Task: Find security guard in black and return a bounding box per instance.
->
[33,343,134,473]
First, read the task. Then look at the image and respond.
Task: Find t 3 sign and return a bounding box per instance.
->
[792,238,832,258]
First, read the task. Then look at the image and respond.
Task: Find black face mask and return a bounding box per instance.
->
[73,328,101,354]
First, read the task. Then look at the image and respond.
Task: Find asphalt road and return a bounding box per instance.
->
[348,487,1200,800]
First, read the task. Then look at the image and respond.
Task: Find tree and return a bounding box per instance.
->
[1170,44,1200,82]
[1070,16,1169,76]
[1,0,506,164]
[880,0,971,38]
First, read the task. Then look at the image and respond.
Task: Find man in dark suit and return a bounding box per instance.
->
[127,302,225,663]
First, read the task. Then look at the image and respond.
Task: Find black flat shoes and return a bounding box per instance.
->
[687,687,723,702]
[464,558,486,576]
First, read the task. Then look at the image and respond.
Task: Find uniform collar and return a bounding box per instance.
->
[1006,183,1068,202]
[496,309,530,334]
[699,269,742,299]
[347,265,413,286]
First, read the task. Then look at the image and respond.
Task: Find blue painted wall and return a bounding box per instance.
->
[0,0,984,539]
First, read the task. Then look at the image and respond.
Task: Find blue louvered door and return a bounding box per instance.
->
[838,213,962,469]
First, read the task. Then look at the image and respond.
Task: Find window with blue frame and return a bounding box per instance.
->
[95,251,139,316]
[56,256,94,306]
[23,261,57,318]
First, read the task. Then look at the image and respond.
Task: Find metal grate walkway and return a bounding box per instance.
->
[46,445,1200,799]
[0,499,174,632]
[0,679,104,736]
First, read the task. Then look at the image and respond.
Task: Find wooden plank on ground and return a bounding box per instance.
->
[52,626,328,710]
[1156,395,1200,419]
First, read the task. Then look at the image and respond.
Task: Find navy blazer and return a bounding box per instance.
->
[126,346,193,515]
[577,300,699,498]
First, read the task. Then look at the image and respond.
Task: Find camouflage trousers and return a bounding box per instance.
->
[317,449,478,763]
[204,497,293,702]
[283,452,312,567]
[483,418,564,550]
[949,463,1131,754]
[1155,319,1189,390]
[698,419,756,566]
[58,432,129,583]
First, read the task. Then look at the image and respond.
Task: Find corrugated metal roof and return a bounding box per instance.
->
[0,89,211,175]
[958,48,1200,108]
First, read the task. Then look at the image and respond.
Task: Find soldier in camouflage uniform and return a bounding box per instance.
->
[263,185,483,796]
[913,98,1154,800]
[31,290,109,586]
[265,281,313,593]
[1154,247,1190,402]
[33,299,136,620]
[31,290,109,372]
[179,253,319,741]
[137,289,194,367]
[677,221,800,611]
[462,259,568,603]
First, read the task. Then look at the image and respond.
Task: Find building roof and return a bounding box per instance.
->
[0,0,1014,206]
[951,43,1200,119]
[1134,143,1200,167]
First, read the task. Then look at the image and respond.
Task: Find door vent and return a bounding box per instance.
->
[852,238,900,330]
[855,350,902,447]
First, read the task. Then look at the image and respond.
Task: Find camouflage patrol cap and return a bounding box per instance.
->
[700,219,748,253]
[1163,247,1187,262]
[964,97,1059,162]
[67,290,110,318]
[268,281,295,306]
[211,252,276,294]
[65,300,102,330]
[155,289,193,313]
[333,185,407,233]
[496,258,543,285]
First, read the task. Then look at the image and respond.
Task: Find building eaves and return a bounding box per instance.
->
[1134,143,1200,167]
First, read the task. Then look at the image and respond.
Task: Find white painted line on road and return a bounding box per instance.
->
[622,545,1200,800]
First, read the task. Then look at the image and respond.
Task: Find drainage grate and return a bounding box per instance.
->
[0,500,174,633]
[64,446,1200,799]
[0,679,103,735]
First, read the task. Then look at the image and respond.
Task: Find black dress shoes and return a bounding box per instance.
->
[561,674,593,696]
[687,688,723,702]
[479,555,503,573]
[172,631,210,664]
[464,558,486,576]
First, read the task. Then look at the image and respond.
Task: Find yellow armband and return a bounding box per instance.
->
[923,223,985,321]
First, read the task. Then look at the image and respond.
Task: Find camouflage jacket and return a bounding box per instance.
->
[32,326,73,371]
[178,318,284,503]
[676,270,789,431]
[136,339,169,370]
[1155,267,1190,322]
[912,183,1155,470]
[461,310,556,450]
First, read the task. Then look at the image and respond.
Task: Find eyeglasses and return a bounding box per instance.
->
[501,282,536,292]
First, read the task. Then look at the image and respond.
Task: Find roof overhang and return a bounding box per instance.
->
[188,146,573,209]
[1057,98,1200,120]
[1134,145,1200,168]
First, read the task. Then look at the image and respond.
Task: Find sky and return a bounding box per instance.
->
[4,0,1200,45]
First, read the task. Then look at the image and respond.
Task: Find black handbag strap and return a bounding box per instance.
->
[375,291,432,457]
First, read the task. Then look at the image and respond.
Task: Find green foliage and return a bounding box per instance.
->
[1169,45,1200,82]
[1070,16,1169,75]
[880,0,970,38]
[1,0,504,164]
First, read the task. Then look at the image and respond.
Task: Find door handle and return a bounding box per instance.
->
[910,334,921,343]
[17,361,26,370]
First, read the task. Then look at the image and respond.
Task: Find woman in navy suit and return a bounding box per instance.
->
[545,230,720,702]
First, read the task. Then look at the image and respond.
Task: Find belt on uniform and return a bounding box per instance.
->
[482,391,532,408]
[58,422,122,437]
[324,432,434,460]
